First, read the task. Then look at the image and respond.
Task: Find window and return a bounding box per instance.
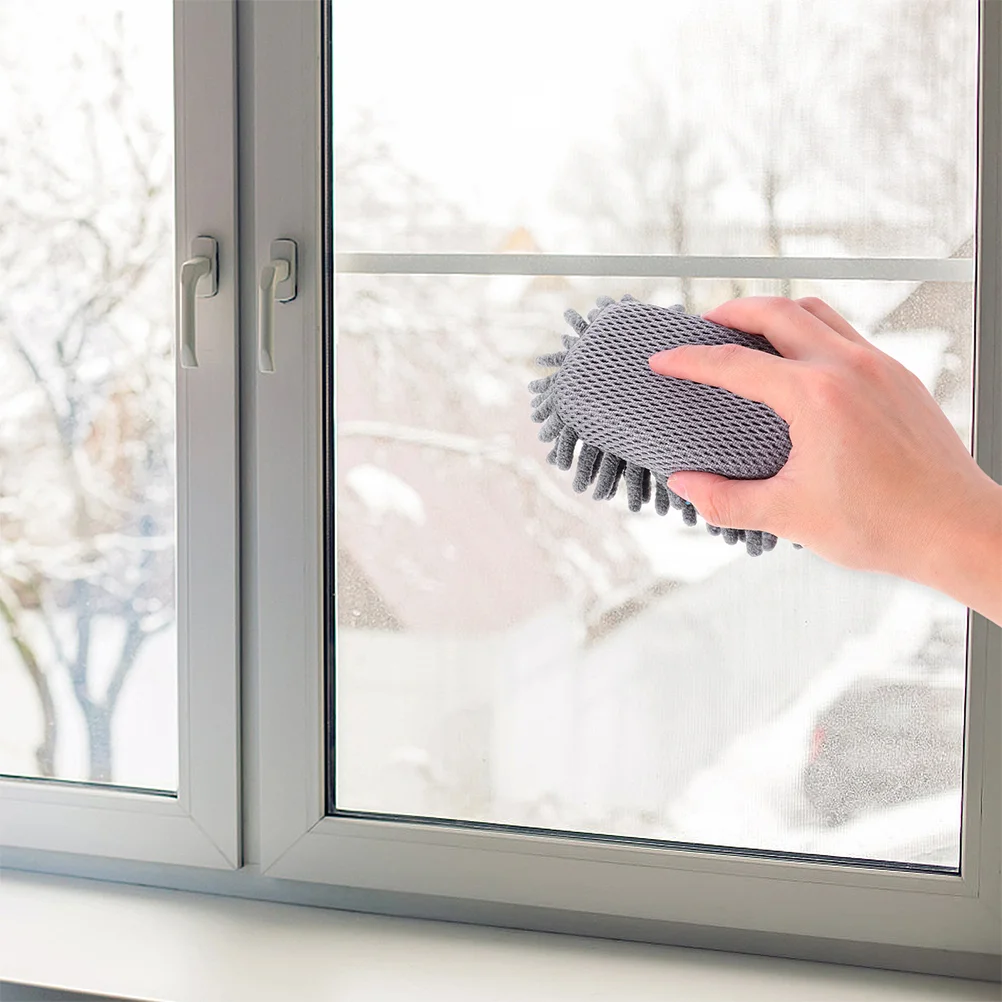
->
[254,0,999,966]
[3,0,998,979]
[1,1,239,868]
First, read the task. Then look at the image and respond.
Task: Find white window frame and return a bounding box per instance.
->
[0,1,241,870]
[251,0,1001,974]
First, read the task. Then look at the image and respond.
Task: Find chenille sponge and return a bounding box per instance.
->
[528,294,793,557]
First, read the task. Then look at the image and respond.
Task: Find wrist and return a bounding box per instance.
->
[911,478,1002,624]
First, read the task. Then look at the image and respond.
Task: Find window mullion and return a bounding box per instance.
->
[335,252,974,283]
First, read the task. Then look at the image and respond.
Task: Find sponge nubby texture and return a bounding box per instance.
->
[529,295,793,557]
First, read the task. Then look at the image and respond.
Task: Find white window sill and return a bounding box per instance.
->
[0,870,997,1002]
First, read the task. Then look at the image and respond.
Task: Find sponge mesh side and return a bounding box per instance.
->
[554,300,792,481]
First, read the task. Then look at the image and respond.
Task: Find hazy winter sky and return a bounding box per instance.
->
[333,0,763,236]
[333,0,977,254]
[0,2,172,108]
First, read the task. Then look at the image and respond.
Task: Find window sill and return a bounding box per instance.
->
[0,870,997,1002]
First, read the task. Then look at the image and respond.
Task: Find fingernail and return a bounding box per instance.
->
[648,350,671,365]
[667,475,688,501]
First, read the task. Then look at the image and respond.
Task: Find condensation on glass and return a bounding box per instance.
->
[330,0,977,868]
[0,5,178,791]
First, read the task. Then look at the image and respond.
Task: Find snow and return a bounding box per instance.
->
[466,370,513,408]
[626,510,742,583]
[560,538,612,596]
[345,464,427,525]
[809,279,924,333]
[664,584,964,864]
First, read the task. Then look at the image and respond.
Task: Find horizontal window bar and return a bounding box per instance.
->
[336,253,974,283]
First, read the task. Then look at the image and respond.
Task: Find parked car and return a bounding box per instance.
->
[802,674,965,827]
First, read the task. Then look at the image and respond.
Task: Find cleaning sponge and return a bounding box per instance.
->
[529,294,793,557]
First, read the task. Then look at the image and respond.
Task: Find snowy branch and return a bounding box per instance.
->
[338,420,591,523]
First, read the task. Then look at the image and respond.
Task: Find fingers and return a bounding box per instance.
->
[794,296,869,346]
[702,296,847,360]
[667,471,789,537]
[649,342,799,417]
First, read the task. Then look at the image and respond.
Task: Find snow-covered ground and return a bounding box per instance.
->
[332,545,969,868]
[663,586,965,865]
[2,572,966,869]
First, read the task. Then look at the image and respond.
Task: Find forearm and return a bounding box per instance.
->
[910,479,1002,626]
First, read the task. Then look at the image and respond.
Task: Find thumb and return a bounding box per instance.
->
[667,471,782,533]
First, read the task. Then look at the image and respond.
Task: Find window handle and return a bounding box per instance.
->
[177,237,218,369]
[258,239,298,373]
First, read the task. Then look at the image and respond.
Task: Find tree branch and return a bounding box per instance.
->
[0,577,57,776]
[337,420,593,523]
[102,612,143,721]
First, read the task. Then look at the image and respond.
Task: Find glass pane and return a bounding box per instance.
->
[333,0,977,259]
[0,4,177,791]
[329,1,977,870]
[332,272,972,867]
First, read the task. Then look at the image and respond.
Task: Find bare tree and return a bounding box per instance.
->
[748,0,805,295]
[742,0,975,266]
[849,0,977,253]
[0,10,175,782]
[552,2,912,296]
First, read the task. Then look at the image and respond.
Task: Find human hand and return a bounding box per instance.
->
[648,296,1002,622]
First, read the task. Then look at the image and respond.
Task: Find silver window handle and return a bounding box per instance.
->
[177,236,218,369]
[258,239,298,373]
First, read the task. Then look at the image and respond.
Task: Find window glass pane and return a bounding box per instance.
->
[0,3,177,791]
[329,0,977,870]
[333,0,977,259]
[332,274,971,867]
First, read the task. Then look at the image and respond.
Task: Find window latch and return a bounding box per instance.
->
[177,236,218,369]
[258,238,298,373]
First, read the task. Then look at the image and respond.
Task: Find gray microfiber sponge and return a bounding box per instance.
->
[528,294,793,557]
